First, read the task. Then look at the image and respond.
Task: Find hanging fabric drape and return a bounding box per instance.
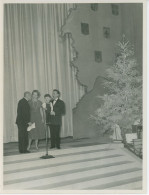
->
[61,33,86,137]
[4,4,86,143]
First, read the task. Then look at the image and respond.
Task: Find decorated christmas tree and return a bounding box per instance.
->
[92,35,142,136]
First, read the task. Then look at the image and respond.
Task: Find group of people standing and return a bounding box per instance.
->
[16,89,65,153]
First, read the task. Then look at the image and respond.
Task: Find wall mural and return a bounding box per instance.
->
[91,4,98,11]
[94,51,102,63]
[103,27,110,38]
[81,23,89,35]
[111,4,119,15]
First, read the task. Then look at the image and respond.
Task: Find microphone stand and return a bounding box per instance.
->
[40,124,55,159]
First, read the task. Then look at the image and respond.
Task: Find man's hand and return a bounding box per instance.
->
[28,122,32,126]
[50,111,55,116]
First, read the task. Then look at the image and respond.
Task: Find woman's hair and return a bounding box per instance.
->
[44,94,51,98]
[24,91,31,97]
[32,90,41,98]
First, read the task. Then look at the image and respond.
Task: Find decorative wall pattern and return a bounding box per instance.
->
[62,3,142,139]
[63,3,122,90]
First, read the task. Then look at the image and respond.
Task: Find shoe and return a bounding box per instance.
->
[21,150,30,153]
[27,147,30,151]
[35,146,39,150]
[26,150,31,153]
[50,146,55,149]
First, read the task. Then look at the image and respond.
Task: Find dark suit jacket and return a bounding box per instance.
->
[50,99,65,125]
[16,98,30,126]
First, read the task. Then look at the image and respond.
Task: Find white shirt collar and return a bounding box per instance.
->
[54,98,58,102]
[24,97,28,101]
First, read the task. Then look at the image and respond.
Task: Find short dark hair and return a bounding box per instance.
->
[32,90,41,98]
[44,94,51,98]
[53,89,60,95]
[24,91,31,97]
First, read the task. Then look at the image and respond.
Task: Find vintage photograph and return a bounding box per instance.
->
[2,0,146,193]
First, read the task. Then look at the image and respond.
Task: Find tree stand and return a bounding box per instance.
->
[40,124,55,159]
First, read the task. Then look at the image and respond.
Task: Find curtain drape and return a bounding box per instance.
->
[4,4,86,143]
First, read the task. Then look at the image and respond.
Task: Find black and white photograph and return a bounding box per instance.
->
[1,0,147,193]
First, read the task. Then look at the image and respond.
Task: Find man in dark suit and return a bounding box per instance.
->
[16,91,31,153]
[50,89,65,149]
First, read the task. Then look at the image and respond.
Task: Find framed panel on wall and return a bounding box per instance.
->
[111,4,119,15]
[81,23,89,35]
[91,4,98,11]
[103,27,110,38]
[94,51,102,63]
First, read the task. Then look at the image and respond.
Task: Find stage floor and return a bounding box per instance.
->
[4,136,111,156]
[3,137,142,191]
